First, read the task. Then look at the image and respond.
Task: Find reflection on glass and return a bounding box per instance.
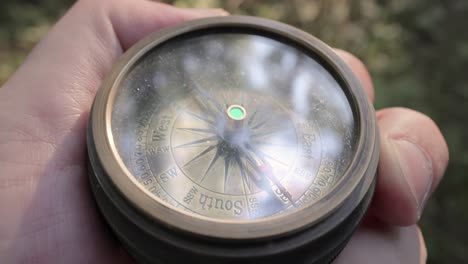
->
[111,33,356,221]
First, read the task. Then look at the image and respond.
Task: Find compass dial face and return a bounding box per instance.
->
[111,33,357,221]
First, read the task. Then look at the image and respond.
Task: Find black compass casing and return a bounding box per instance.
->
[87,16,379,264]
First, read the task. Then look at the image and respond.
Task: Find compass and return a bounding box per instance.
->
[87,16,379,264]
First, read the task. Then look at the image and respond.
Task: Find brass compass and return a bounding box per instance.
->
[87,16,379,264]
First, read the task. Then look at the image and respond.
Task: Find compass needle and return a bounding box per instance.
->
[177,127,214,135]
[184,111,215,125]
[251,117,269,130]
[236,155,251,194]
[175,135,218,149]
[223,157,231,193]
[182,144,218,167]
[247,110,258,126]
[199,149,221,183]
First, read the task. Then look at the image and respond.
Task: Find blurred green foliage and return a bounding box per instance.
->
[1,0,467,263]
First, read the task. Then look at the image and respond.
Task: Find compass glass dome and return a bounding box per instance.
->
[110,32,357,221]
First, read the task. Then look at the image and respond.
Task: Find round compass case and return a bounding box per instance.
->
[87,16,379,264]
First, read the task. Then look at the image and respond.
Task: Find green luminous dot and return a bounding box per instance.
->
[227,105,246,120]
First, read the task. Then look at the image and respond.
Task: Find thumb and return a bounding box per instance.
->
[0,0,227,155]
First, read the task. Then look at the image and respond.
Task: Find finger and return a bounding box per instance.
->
[371,107,449,225]
[335,225,426,264]
[334,49,375,102]
[111,5,229,50]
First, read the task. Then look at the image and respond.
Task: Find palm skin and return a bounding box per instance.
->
[0,1,448,263]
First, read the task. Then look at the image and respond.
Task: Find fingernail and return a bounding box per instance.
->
[185,8,230,17]
[391,138,433,220]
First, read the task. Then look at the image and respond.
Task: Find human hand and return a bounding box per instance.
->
[0,0,448,263]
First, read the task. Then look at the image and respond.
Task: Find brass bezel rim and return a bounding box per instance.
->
[90,16,378,240]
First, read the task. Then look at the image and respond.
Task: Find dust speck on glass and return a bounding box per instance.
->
[111,33,357,221]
